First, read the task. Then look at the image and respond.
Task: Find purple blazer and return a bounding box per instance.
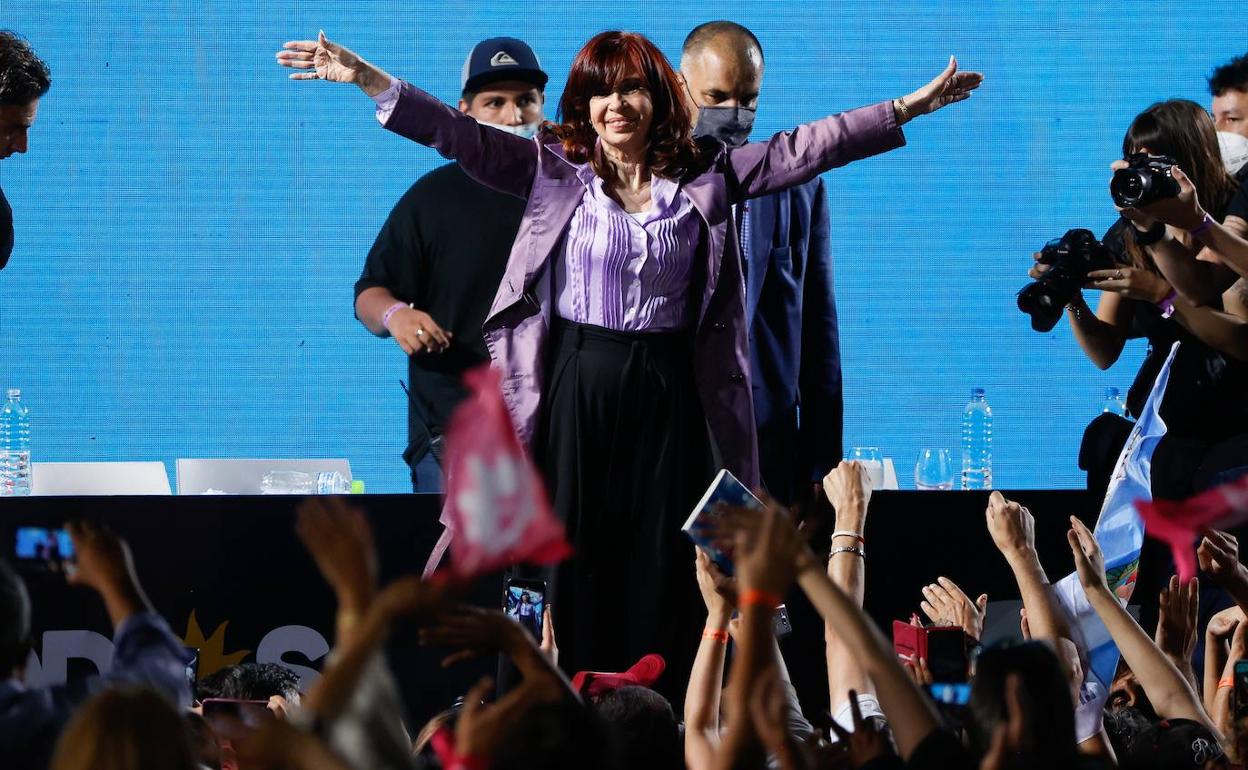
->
[382,82,905,486]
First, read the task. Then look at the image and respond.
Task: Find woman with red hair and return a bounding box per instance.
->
[278,30,981,677]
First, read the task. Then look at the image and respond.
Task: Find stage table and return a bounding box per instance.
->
[5,489,1150,724]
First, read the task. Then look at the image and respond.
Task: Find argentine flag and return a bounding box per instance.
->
[1055,342,1179,742]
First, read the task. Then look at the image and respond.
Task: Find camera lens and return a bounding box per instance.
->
[1110,169,1147,208]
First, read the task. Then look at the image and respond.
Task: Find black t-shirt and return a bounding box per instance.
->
[1228,181,1248,222]
[1101,218,1248,442]
[354,163,526,469]
[0,184,12,270]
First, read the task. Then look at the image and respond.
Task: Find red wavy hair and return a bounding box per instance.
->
[553,31,701,180]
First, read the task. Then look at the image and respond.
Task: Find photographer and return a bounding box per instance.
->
[1035,100,1248,498]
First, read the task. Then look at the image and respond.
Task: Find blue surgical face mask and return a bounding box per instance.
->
[477,119,541,139]
[692,105,756,148]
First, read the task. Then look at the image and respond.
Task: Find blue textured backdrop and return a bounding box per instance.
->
[0,2,1242,492]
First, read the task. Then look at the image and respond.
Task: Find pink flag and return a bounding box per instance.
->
[438,365,571,579]
[1135,475,1248,580]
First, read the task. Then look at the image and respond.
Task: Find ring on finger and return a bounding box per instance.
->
[416,329,425,337]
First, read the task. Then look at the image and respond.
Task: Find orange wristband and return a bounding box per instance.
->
[702,628,730,644]
[739,589,782,609]
[1219,676,1235,689]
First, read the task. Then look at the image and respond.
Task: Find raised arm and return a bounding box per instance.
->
[684,549,736,770]
[983,493,1080,686]
[276,32,536,198]
[1068,516,1219,734]
[1132,165,1248,288]
[727,57,982,200]
[820,462,875,714]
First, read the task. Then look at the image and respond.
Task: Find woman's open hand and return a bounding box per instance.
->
[276,31,391,96]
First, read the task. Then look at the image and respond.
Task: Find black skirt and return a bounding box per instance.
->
[534,317,713,690]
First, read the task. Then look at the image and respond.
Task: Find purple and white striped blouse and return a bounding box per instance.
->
[552,163,701,332]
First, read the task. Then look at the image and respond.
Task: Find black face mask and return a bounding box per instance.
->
[693,105,756,148]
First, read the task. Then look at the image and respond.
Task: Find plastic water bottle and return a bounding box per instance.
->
[0,389,32,497]
[961,387,993,490]
[260,470,351,495]
[1101,387,1128,417]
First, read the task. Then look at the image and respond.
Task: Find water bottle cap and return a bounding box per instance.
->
[1105,386,1120,397]
[6,389,19,399]
[971,387,985,398]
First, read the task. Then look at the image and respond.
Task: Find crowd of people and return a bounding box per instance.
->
[6,10,1248,770]
[8,466,1248,769]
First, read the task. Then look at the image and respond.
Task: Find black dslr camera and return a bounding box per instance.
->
[1110,153,1181,208]
[1017,228,1114,332]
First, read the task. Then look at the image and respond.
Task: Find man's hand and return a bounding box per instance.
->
[919,576,988,641]
[295,497,377,613]
[984,491,1036,560]
[900,56,983,118]
[276,31,391,96]
[1199,530,1248,595]
[822,461,871,530]
[1068,516,1108,595]
[1155,575,1199,662]
[386,307,451,355]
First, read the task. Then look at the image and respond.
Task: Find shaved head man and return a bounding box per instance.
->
[680,21,847,509]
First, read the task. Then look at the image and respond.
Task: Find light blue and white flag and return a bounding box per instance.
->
[1055,342,1178,742]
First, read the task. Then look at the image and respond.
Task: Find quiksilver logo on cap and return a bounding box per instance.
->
[490,51,518,67]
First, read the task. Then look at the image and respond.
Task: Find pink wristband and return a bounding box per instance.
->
[382,302,410,331]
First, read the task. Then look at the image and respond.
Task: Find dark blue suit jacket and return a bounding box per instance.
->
[745,176,842,503]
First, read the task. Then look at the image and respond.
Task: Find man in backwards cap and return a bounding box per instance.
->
[354,38,547,491]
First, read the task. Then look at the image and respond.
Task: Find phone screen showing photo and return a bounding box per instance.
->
[14,527,74,571]
[504,583,545,641]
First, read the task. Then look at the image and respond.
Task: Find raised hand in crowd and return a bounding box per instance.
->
[825,688,895,769]
[1200,530,1248,612]
[919,576,987,641]
[1204,605,1246,715]
[985,494,1082,696]
[66,519,151,629]
[295,497,378,641]
[820,461,879,731]
[1154,574,1200,691]
[1069,516,1219,734]
[275,31,392,96]
[685,548,737,769]
[1206,606,1248,746]
[419,602,572,700]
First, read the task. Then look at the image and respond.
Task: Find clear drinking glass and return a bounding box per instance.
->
[915,448,955,490]
[849,446,885,489]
